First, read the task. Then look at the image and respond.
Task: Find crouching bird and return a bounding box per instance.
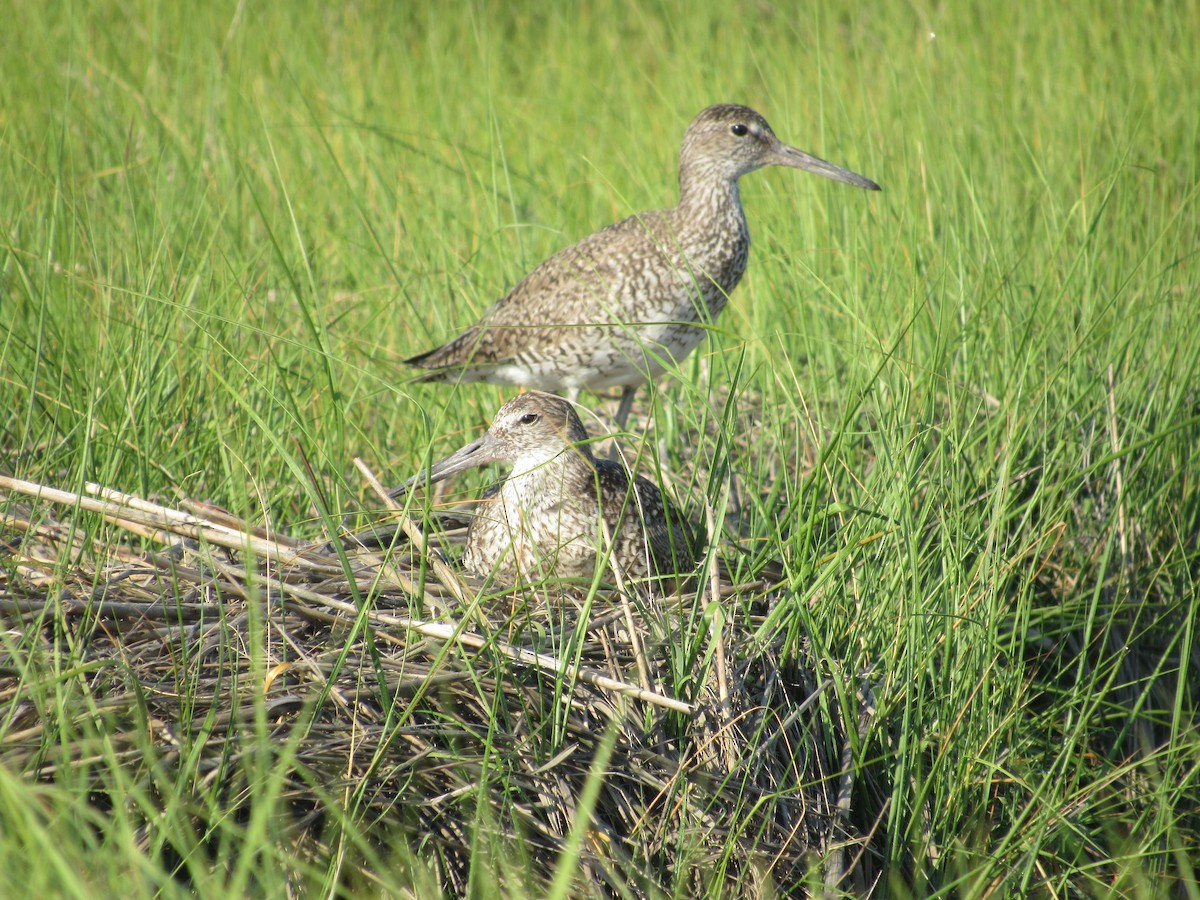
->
[398,392,696,590]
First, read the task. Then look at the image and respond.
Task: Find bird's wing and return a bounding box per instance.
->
[633,477,697,577]
[594,458,696,577]
[481,211,673,328]
[405,210,677,377]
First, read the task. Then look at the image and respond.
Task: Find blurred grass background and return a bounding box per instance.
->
[2,0,1198,895]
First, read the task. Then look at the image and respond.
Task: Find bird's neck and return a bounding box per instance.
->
[503,447,595,505]
[669,172,752,294]
[677,168,745,225]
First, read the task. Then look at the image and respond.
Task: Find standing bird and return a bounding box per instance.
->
[398,392,695,588]
[406,104,880,427]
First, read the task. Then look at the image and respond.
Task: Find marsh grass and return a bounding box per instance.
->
[2,0,1199,895]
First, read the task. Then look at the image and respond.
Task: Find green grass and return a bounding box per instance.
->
[2,0,1199,895]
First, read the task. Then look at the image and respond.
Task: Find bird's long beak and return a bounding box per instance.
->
[390,433,501,499]
[772,143,881,191]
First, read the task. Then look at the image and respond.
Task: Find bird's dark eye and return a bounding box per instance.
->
[518,413,539,426]
[730,123,749,137]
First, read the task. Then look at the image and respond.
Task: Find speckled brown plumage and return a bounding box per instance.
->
[407,104,880,425]
[400,392,695,588]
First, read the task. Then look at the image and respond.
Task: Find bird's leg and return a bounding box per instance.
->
[601,385,642,463]
[613,385,639,431]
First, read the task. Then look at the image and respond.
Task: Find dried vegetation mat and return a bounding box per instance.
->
[0,472,879,895]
